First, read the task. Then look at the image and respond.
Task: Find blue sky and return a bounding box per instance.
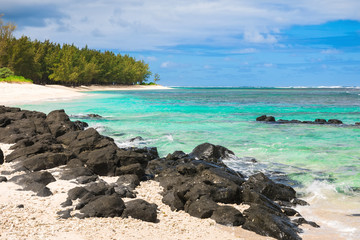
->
[2,0,360,86]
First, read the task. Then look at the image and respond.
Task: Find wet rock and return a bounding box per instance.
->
[328,119,343,124]
[211,205,245,226]
[166,150,187,160]
[73,120,88,131]
[190,143,235,166]
[79,194,125,218]
[129,136,144,142]
[355,122,360,125]
[242,204,301,240]
[122,199,158,222]
[87,114,103,118]
[292,217,320,228]
[242,172,296,202]
[45,109,77,138]
[256,115,276,122]
[315,119,327,124]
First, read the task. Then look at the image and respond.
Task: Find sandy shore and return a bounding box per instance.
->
[0,143,273,240]
[0,83,171,106]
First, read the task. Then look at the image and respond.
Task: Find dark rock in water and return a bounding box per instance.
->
[129,136,144,142]
[45,109,77,138]
[59,167,94,180]
[282,207,301,217]
[0,148,3,164]
[73,120,88,130]
[166,150,187,160]
[256,115,276,122]
[242,204,301,240]
[315,119,327,124]
[242,172,296,202]
[79,194,125,218]
[190,142,234,166]
[355,122,360,125]
[328,119,343,124]
[211,205,245,226]
[0,176,7,182]
[292,217,320,228]
[291,198,309,206]
[122,199,158,222]
[87,114,102,119]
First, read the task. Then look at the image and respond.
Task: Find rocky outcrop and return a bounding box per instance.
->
[0,106,318,239]
[256,115,346,125]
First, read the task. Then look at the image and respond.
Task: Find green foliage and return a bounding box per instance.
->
[0,75,33,83]
[153,73,160,83]
[0,67,14,78]
[0,15,152,86]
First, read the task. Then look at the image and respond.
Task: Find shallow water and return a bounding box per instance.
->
[20,87,360,238]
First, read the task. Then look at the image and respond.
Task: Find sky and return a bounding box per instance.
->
[2,0,360,87]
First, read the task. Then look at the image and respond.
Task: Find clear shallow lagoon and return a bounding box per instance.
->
[21,87,360,238]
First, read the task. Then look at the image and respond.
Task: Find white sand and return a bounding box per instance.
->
[0,143,274,240]
[0,82,171,106]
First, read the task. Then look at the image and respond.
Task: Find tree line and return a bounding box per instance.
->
[0,15,155,86]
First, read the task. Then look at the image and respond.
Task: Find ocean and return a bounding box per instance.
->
[20,87,360,239]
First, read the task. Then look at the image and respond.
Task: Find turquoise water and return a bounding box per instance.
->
[20,88,360,195]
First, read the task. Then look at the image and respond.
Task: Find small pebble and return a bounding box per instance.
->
[17,204,24,208]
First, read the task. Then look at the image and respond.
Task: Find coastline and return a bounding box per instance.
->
[0,142,270,240]
[0,82,171,106]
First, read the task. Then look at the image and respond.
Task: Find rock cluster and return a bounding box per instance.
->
[0,106,319,240]
[256,115,345,125]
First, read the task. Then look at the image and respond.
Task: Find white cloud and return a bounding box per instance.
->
[321,49,341,54]
[4,0,360,50]
[161,61,176,68]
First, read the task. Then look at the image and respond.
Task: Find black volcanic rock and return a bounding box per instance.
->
[0,148,3,164]
[242,204,301,240]
[79,194,125,218]
[256,115,276,122]
[122,199,158,222]
[190,142,234,166]
[242,172,296,202]
[10,171,56,196]
[328,119,343,124]
[211,205,245,226]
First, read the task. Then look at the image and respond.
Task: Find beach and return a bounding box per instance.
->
[0,82,171,105]
[0,143,269,240]
[0,83,275,240]
[1,83,359,240]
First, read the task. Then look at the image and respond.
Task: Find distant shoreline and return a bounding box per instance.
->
[0,83,171,106]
